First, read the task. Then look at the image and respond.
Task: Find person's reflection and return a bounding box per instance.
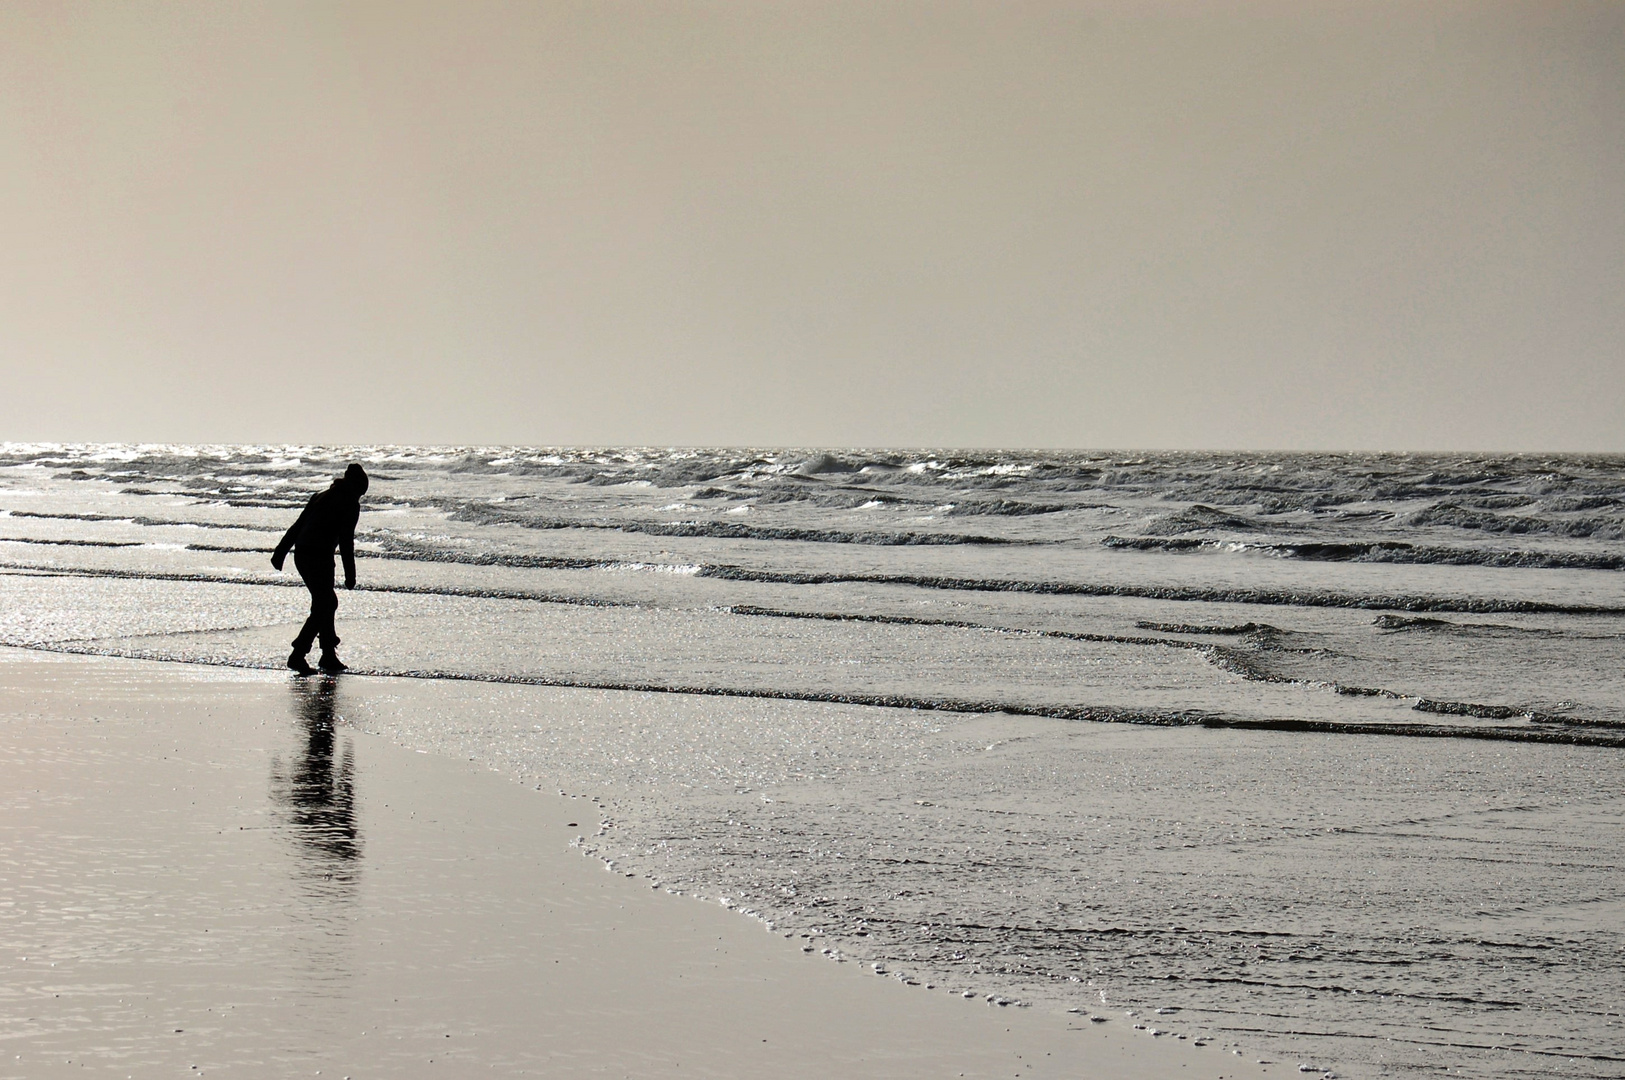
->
[273,676,361,1009]
[273,676,361,891]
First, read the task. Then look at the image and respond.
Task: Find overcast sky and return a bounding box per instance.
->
[2,1,1620,450]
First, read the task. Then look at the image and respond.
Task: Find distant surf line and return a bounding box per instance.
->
[5,543,1625,617]
[6,503,1035,548]
[0,561,635,609]
[1103,535,1625,572]
[695,564,1625,616]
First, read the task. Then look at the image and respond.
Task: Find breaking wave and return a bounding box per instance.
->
[1103,535,1625,571]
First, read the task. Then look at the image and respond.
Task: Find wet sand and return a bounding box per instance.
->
[0,649,1270,1080]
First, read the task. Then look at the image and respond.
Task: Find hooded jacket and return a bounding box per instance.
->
[274,478,362,584]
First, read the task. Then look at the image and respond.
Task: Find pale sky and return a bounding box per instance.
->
[2,1,1621,450]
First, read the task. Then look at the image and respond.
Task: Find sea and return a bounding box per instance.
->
[2,444,1622,1079]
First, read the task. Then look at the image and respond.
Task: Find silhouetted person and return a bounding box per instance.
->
[273,463,368,674]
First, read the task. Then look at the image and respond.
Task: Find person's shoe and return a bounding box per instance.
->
[287,650,315,675]
[317,652,348,673]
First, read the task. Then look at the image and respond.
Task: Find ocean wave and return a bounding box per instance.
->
[5,510,274,533]
[1411,698,1539,720]
[1134,620,1274,635]
[626,521,1021,546]
[1371,615,1558,635]
[0,560,632,609]
[372,535,1625,612]
[1404,502,1625,540]
[694,564,1625,615]
[794,453,857,476]
[1205,641,1619,728]
[938,498,1092,517]
[5,510,137,523]
[1101,536,1208,552]
[16,448,1625,561]
[444,501,1023,546]
[12,445,1624,500]
[1407,699,1625,728]
[7,512,1622,616]
[17,638,1625,746]
[1541,494,1622,513]
[8,558,1624,746]
[721,603,1204,651]
[735,485,935,511]
[0,536,142,549]
[1137,505,1266,535]
[1103,535,1625,571]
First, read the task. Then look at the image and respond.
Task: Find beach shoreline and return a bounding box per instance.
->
[0,648,1271,1079]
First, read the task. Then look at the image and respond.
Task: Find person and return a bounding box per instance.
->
[272,463,368,674]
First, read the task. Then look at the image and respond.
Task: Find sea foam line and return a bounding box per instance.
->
[10,639,1623,747]
[1103,534,1625,572]
[5,521,1623,615]
[4,561,1618,737]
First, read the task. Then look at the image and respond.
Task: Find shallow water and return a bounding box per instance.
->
[2,444,1623,1077]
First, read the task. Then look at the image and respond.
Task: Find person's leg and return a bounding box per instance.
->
[316,592,341,656]
[291,603,320,658]
[292,554,338,668]
[296,553,344,670]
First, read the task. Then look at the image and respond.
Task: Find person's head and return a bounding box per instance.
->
[343,463,369,498]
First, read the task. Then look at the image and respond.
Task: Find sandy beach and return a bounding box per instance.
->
[0,648,1272,1079]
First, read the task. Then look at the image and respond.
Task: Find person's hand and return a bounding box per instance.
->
[344,575,355,590]
[271,551,285,571]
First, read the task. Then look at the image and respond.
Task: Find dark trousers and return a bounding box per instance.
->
[292,551,340,656]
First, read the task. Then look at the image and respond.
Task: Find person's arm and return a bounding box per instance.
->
[271,495,316,571]
[340,503,359,588]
